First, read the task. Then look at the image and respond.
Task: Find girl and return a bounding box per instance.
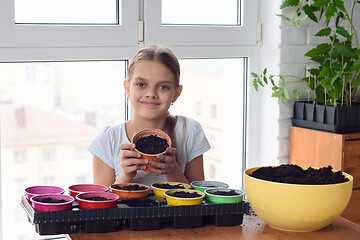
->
[88,45,211,187]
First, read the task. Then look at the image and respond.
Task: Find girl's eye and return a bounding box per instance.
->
[136,82,145,87]
[159,85,170,90]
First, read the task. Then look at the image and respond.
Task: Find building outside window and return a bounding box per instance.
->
[210,104,217,119]
[13,150,27,164]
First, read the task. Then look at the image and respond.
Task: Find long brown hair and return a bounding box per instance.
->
[128,45,180,150]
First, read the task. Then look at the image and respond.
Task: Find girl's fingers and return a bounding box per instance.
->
[122,149,141,159]
[122,158,148,167]
[163,147,177,156]
[120,143,136,151]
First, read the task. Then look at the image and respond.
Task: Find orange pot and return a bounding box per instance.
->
[131,128,171,172]
[110,183,150,199]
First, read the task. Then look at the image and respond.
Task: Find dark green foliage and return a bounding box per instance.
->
[252,0,360,107]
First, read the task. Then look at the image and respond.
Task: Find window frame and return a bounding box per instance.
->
[145,0,258,46]
[0,0,139,48]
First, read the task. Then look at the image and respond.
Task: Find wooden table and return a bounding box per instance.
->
[66,214,360,240]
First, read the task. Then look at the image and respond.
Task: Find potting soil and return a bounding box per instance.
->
[250,164,349,184]
[135,135,169,154]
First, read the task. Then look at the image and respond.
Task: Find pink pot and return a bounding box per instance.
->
[25,185,65,201]
[31,194,74,212]
[68,183,109,198]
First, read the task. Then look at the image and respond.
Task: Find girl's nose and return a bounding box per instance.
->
[145,87,158,98]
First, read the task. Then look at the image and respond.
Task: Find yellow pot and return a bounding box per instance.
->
[244,166,353,232]
[164,189,205,206]
[151,182,191,199]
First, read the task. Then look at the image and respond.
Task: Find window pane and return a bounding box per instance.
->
[171,58,246,189]
[15,0,119,24]
[0,61,126,240]
[162,0,239,25]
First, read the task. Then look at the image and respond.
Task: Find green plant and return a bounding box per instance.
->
[253,0,360,107]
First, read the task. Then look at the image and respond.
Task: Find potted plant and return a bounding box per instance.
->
[252,0,360,133]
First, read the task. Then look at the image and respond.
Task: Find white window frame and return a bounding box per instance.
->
[0,0,139,48]
[145,0,258,46]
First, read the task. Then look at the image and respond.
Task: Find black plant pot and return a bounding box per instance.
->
[292,101,360,133]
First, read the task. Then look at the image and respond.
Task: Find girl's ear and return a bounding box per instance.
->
[172,85,183,103]
[124,79,130,97]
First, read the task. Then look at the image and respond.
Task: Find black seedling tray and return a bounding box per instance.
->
[21,194,249,235]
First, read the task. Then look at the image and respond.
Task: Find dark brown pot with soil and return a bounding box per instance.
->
[131,128,171,172]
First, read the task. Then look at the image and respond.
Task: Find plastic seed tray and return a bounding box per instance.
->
[21,193,249,235]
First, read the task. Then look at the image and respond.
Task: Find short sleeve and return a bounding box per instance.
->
[185,119,211,163]
[88,126,117,169]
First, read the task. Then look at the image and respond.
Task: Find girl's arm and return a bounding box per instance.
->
[184,155,205,182]
[93,154,115,187]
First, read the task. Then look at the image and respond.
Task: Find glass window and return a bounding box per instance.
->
[171,58,246,188]
[42,148,55,162]
[0,60,126,240]
[162,0,239,25]
[75,145,88,159]
[15,0,119,24]
[42,176,56,185]
[196,101,202,116]
[210,104,217,119]
[13,150,27,164]
[209,164,216,179]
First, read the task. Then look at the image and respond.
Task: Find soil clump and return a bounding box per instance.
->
[85,196,111,201]
[41,197,67,203]
[250,164,349,184]
[135,135,169,154]
[112,184,147,191]
[210,190,239,196]
[168,191,202,198]
[152,183,186,189]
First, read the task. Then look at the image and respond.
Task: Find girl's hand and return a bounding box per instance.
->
[116,143,148,183]
[147,147,182,177]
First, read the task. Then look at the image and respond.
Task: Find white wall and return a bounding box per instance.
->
[247,0,281,168]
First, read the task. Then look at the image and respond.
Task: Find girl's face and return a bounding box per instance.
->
[124,60,182,120]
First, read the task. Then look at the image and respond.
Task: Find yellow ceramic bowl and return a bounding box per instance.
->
[244,166,353,232]
[164,189,205,206]
[151,182,191,199]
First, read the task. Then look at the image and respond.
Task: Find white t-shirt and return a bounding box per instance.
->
[88,115,211,186]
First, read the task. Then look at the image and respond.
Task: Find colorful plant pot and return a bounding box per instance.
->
[151,182,191,199]
[164,189,205,206]
[30,194,74,212]
[244,166,353,232]
[68,183,109,198]
[190,180,229,193]
[110,183,150,199]
[76,191,119,210]
[132,128,171,172]
[25,185,65,201]
[204,188,244,204]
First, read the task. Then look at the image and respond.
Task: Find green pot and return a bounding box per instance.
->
[205,188,245,204]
